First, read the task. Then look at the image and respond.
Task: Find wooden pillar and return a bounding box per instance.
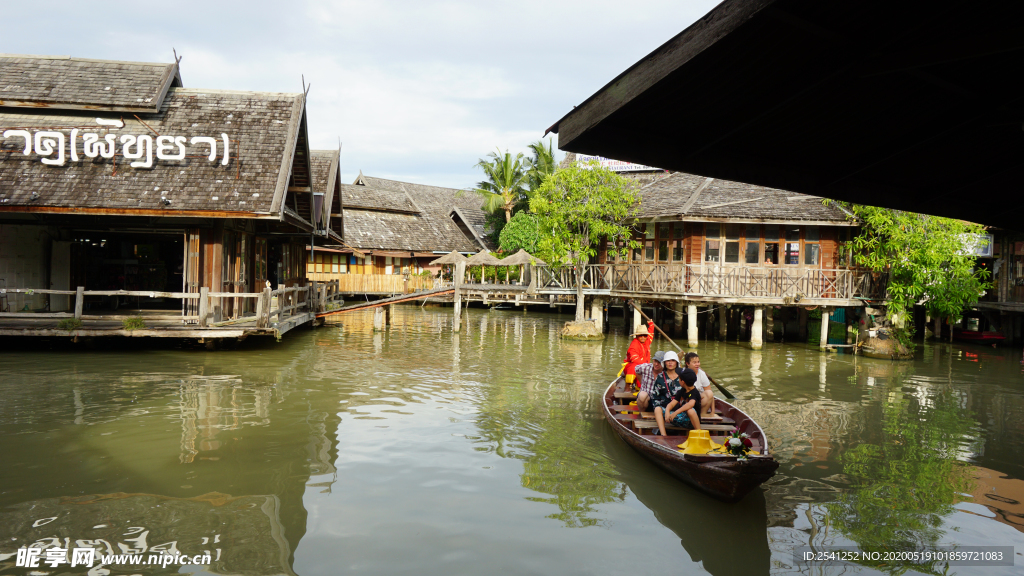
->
[373,306,384,332]
[717,305,727,341]
[198,286,209,327]
[820,307,830,350]
[674,301,685,337]
[765,306,774,341]
[687,303,698,348]
[751,307,764,350]
[256,287,271,328]
[385,304,393,326]
[633,304,642,332]
[74,286,84,320]
[798,308,808,340]
[453,261,465,332]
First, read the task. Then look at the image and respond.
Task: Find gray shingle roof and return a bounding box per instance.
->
[639,172,851,223]
[341,174,491,252]
[0,88,305,215]
[0,54,181,113]
[311,149,340,231]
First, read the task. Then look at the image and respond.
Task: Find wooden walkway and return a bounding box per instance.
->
[316,288,455,318]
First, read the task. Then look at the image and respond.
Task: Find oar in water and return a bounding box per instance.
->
[627,300,736,400]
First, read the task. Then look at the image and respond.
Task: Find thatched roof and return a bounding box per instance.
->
[466,251,503,266]
[0,54,182,113]
[638,172,852,224]
[429,251,468,265]
[499,249,545,266]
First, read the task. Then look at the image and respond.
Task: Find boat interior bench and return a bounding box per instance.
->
[632,420,736,433]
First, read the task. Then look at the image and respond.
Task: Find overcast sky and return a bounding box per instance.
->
[7,1,720,189]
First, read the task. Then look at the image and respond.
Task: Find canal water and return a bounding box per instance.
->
[0,306,1022,576]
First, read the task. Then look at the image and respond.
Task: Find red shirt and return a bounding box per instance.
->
[624,321,654,377]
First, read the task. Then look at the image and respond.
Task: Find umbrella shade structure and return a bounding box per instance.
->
[498,249,545,267]
[429,251,468,266]
[465,251,503,266]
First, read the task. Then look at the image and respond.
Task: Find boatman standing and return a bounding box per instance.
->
[624,321,655,389]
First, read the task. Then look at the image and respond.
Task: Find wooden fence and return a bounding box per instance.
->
[306,272,434,294]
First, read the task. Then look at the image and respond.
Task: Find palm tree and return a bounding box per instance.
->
[525,138,557,193]
[472,148,528,223]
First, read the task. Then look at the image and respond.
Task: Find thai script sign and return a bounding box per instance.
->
[576,154,660,172]
[2,118,230,168]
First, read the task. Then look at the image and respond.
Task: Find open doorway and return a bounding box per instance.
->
[69,231,185,312]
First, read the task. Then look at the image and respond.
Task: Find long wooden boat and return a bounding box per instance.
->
[603,376,779,503]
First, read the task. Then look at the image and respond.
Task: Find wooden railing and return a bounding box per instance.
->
[306,272,434,294]
[531,264,887,300]
[0,281,347,330]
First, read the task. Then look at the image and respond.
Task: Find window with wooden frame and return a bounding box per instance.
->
[724,223,741,263]
[705,223,721,262]
[804,226,820,266]
[764,226,780,265]
[744,225,761,264]
[672,223,686,262]
[784,226,801,265]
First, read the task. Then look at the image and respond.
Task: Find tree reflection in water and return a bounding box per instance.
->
[826,379,981,574]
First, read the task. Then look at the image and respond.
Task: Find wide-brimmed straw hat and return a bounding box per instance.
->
[631,326,651,338]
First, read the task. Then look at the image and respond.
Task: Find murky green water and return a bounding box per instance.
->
[1,306,1022,576]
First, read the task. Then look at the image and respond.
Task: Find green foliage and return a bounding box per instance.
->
[499,211,541,255]
[469,148,529,223]
[530,161,641,270]
[57,318,82,331]
[832,202,991,334]
[122,316,146,331]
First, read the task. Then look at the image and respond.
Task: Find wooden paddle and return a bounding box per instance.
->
[627,300,736,399]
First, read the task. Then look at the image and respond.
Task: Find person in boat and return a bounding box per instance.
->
[634,350,665,412]
[623,321,655,389]
[683,352,715,417]
[647,351,683,434]
[654,366,702,436]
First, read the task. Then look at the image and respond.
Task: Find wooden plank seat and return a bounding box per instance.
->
[615,408,735,426]
[613,391,638,400]
[633,420,737,433]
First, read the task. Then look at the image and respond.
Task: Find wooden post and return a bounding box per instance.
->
[257,287,273,328]
[198,287,209,327]
[632,304,642,332]
[385,304,393,326]
[74,286,84,320]
[453,260,465,332]
[717,305,727,341]
[673,301,685,337]
[373,306,384,332]
[933,315,942,341]
[765,306,774,341]
[751,306,764,350]
[687,303,698,347]
[590,297,604,328]
[820,307,830,350]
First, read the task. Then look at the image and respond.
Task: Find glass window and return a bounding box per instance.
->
[645,241,655,261]
[765,243,779,264]
[705,239,720,262]
[745,225,760,240]
[725,224,740,240]
[332,263,339,273]
[673,223,685,239]
[705,223,720,239]
[658,222,670,238]
[786,227,800,241]
[632,244,642,262]
[805,226,819,242]
[725,241,739,263]
[658,240,669,261]
[765,226,780,241]
[785,242,800,264]
[745,242,759,264]
[805,244,820,265]
[645,224,655,239]
[673,240,684,261]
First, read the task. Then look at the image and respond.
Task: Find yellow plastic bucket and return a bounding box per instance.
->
[677,429,722,454]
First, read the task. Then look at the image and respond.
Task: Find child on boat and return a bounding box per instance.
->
[683,352,715,417]
[634,350,665,412]
[654,366,702,436]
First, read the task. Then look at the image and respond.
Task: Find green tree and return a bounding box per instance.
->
[525,138,558,194]
[531,161,641,321]
[471,148,528,223]
[498,211,541,255]
[832,203,991,344]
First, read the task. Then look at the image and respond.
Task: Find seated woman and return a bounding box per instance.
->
[634,351,665,411]
[648,351,682,434]
[683,352,715,416]
[654,368,702,436]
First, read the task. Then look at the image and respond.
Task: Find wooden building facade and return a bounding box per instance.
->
[0,55,342,338]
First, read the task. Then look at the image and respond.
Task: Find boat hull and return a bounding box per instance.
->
[603,378,779,503]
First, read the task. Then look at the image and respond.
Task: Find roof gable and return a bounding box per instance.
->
[0,54,182,114]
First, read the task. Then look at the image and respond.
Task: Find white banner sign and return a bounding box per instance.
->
[2,118,230,169]
[576,155,660,172]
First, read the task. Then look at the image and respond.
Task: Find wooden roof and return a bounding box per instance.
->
[547,0,1024,231]
[310,149,342,241]
[340,174,492,253]
[639,172,853,224]
[0,88,307,218]
[0,54,182,113]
